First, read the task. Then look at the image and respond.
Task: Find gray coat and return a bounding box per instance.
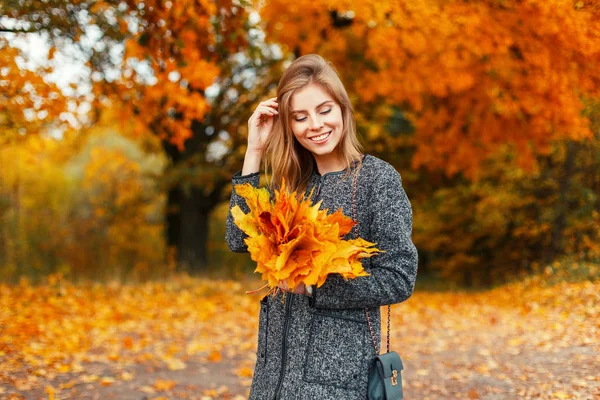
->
[225,154,419,400]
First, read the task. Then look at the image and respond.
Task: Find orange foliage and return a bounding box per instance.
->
[3,0,598,290]
[256,0,600,179]
[413,125,600,285]
[0,40,68,145]
[90,0,251,151]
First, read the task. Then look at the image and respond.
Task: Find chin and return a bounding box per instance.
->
[315,148,336,156]
[307,145,333,156]
[305,139,340,155]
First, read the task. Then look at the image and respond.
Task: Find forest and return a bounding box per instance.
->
[0,0,598,398]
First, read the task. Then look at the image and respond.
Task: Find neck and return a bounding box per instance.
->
[314,154,346,175]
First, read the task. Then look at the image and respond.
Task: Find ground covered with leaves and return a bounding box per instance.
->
[0,271,598,400]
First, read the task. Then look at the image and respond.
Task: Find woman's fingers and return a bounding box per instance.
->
[246,97,279,154]
[276,280,307,295]
[262,99,278,105]
[259,99,278,114]
[293,282,305,295]
[250,105,278,127]
[258,106,278,117]
[255,98,278,117]
[256,98,278,110]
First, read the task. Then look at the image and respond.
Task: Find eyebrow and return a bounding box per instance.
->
[291,100,334,114]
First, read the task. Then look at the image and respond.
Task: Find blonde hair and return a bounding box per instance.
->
[262,54,364,195]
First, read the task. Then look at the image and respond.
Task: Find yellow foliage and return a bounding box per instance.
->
[0,124,167,283]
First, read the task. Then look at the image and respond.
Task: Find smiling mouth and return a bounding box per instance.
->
[309,131,331,142]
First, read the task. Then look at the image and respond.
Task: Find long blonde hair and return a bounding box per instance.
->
[262,54,364,195]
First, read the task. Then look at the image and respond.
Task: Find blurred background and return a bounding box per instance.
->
[1,0,599,288]
[1,0,599,398]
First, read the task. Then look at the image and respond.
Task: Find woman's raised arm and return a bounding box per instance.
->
[225,97,278,252]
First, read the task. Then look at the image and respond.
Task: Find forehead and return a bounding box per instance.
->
[290,83,334,112]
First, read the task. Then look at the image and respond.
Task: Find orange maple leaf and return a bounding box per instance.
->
[231,177,384,293]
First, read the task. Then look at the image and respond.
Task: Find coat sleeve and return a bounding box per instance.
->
[308,166,419,309]
[225,170,261,253]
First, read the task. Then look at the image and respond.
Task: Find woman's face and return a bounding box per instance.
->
[289,83,344,163]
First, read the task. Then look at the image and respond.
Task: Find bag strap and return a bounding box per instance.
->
[351,162,391,355]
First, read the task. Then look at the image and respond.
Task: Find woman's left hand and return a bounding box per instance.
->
[278,280,307,295]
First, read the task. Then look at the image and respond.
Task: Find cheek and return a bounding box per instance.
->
[291,123,305,138]
[330,110,343,127]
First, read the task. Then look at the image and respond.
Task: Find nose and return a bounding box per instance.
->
[310,116,324,131]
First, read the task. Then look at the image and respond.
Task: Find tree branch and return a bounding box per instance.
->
[0,26,39,34]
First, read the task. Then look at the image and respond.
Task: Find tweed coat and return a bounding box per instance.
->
[225,154,419,400]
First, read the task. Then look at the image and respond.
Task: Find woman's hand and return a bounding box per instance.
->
[247,97,278,155]
[278,280,307,295]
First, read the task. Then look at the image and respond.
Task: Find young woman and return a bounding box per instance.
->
[225,54,418,400]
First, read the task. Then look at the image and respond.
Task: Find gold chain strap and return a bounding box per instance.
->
[351,164,391,355]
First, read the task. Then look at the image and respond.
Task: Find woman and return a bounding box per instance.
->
[225,54,418,399]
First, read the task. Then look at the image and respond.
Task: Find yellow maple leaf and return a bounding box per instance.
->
[232,177,384,293]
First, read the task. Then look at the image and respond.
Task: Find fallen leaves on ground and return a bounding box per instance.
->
[0,273,598,399]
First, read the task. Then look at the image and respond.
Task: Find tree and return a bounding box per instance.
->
[251,0,600,284]
[3,0,599,279]
[255,0,600,179]
[0,39,67,145]
[1,0,283,272]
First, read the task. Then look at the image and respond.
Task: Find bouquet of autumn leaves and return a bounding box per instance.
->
[231,178,384,296]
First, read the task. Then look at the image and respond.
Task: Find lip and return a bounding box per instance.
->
[308,130,332,143]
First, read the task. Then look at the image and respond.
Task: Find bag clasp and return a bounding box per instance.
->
[391,369,398,386]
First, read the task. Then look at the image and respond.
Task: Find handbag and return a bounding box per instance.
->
[350,165,404,400]
[365,307,404,400]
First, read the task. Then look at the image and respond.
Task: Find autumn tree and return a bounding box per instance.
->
[252,0,600,284]
[1,0,286,272]
[0,39,68,145]
[413,117,600,286]
[3,0,599,282]
[0,112,170,283]
[256,0,600,178]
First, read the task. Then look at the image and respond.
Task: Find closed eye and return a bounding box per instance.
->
[295,108,332,122]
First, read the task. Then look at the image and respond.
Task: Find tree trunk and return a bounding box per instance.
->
[549,140,578,261]
[165,187,181,267]
[178,187,211,273]
[162,121,229,275]
[166,183,227,274]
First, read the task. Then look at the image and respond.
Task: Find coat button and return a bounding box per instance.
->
[260,352,264,358]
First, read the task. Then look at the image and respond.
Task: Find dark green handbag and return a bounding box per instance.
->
[367,350,404,399]
[365,306,404,400]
